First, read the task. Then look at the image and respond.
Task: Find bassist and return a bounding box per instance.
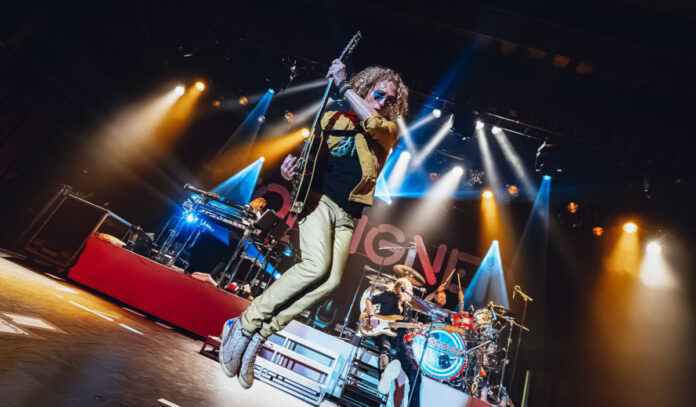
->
[365,278,421,407]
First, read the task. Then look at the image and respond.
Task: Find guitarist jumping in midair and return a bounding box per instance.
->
[218,33,410,390]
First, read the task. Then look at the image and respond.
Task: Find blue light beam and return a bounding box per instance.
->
[464,240,510,310]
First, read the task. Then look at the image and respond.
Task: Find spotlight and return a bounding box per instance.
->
[647,241,661,254]
[257,115,265,123]
[592,226,604,236]
[475,120,485,130]
[543,175,552,181]
[300,128,310,138]
[623,222,638,234]
[175,85,185,96]
[195,81,205,91]
[284,111,295,122]
[507,185,518,195]
[260,156,265,162]
[567,202,579,214]
[184,212,197,223]
[268,88,275,94]
[212,100,221,107]
[482,190,493,199]
[492,126,502,134]
[432,109,442,118]
[239,96,248,105]
[453,166,464,176]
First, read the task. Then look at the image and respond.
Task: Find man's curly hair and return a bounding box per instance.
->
[349,66,408,121]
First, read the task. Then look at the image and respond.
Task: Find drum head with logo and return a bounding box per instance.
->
[410,323,468,381]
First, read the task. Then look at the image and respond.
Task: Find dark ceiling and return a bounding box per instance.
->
[2,0,694,219]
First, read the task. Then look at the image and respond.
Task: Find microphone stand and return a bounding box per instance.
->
[400,288,434,407]
[508,285,533,396]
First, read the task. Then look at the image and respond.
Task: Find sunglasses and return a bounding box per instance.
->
[373,90,396,106]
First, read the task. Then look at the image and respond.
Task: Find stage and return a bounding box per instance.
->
[0,255,335,407]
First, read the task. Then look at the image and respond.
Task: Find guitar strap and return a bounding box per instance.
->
[324,111,363,150]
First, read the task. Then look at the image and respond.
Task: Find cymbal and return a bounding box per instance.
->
[366,273,396,282]
[393,264,426,286]
[490,304,516,319]
[410,297,451,319]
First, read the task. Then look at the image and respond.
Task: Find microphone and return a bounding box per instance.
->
[364,265,379,274]
[513,285,518,300]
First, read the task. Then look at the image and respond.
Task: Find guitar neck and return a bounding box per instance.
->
[389,322,419,330]
[289,31,361,214]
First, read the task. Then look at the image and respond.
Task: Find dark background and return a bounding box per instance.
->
[2,1,695,406]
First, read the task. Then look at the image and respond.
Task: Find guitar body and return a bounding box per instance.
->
[290,133,326,215]
[358,313,414,337]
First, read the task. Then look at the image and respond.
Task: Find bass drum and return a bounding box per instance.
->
[359,287,382,314]
[409,323,468,381]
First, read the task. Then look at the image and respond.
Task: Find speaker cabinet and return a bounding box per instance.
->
[24,194,131,268]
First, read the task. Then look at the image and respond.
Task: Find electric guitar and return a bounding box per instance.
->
[288,31,361,215]
[357,313,469,337]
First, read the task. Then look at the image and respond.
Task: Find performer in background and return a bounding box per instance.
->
[219,59,409,389]
[365,278,421,407]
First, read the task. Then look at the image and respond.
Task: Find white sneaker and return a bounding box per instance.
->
[378,359,402,394]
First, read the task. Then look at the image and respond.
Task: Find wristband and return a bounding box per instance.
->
[337,80,352,96]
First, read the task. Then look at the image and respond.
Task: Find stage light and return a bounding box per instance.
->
[268,88,275,94]
[432,109,441,118]
[195,81,205,91]
[492,126,502,134]
[567,202,579,214]
[543,175,552,181]
[284,111,295,122]
[476,120,485,130]
[175,86,185,96]
[482,190,493,199]
[592,226,604,236]
[640,240,674,287]
[184,212,198,223]
[259,156,265,162]
[301,128,310,138]
[453,166,464,176]
[623,222,638,234]
[507,185,518,195]
[239,96,248,105]
[386,151,412,196]
[412,114,454,166]
[257,115,265,123]
[213,100,221,107]
[493,130,537,199]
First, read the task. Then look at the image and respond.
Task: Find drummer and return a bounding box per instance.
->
[365,278,421,407]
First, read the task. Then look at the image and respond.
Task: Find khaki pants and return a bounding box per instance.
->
[241,195,355,338]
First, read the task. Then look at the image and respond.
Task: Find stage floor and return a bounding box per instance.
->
[0,256,334,407]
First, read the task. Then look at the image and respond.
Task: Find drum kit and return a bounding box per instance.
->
[359,263,530,403]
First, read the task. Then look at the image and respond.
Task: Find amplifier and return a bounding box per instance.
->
[24,194,131,268]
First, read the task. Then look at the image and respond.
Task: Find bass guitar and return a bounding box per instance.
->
[357,313,469,338]
[288,31,362,215]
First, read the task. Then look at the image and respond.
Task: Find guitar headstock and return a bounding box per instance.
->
[339,31,362,61]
